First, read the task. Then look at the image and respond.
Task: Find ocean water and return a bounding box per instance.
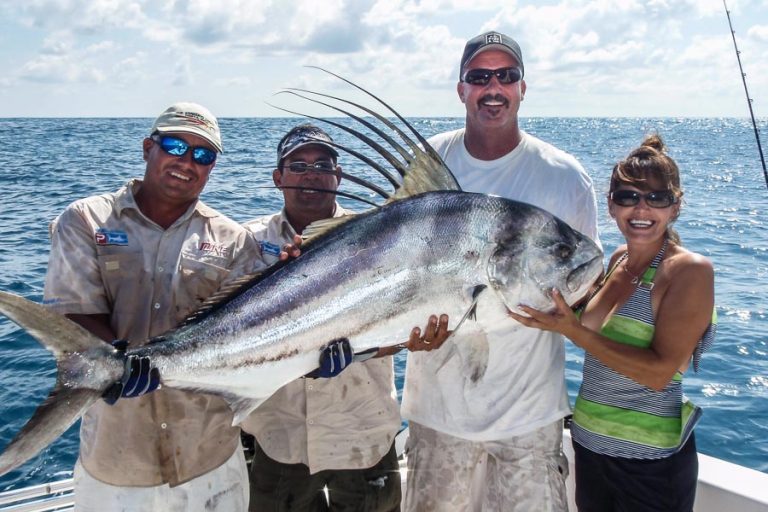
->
[0,115,766,492]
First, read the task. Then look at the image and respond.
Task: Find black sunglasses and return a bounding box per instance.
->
[151,135,217,166]
[462,67,522,86]
[285,160,336,175]
[610,189,678,209]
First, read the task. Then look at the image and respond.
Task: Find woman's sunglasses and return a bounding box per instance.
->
[151,135,217,166]
[462,67,522,86]
[610,189,678,209]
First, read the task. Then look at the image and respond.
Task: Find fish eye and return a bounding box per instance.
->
[554,243,573,260]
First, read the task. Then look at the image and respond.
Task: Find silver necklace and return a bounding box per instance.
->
[622,261,643,284]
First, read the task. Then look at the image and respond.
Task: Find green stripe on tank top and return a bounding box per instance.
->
[573,396,698,449]
[601,316,654,348]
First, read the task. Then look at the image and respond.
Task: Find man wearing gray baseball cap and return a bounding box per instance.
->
[400,31,600,512]
[43,102,264,510]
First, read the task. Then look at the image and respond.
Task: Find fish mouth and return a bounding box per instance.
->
[566,255,602,293]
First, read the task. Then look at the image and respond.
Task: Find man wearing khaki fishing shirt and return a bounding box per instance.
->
[241,124,449,512]
[401,32,601,512]
[43,103,267,511]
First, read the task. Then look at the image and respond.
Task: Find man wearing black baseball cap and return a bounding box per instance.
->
[240,123,450,511]
[400,31,601,511]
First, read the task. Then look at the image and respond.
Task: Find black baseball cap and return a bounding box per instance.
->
[276,124,339,168]
[459,31,524,80]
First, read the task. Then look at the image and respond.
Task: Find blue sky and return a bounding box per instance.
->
[0,0,767,118]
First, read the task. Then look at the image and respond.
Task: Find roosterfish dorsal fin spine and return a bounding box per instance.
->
[301,212,357,246]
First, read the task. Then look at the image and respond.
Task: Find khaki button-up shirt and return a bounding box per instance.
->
[43,180,265,487]
[240,206,401,474]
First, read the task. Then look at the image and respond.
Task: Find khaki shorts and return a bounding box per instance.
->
[73,447,249,512]
[404,420,568,512]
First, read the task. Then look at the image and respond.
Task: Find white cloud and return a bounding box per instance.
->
[19,53,105,83]
[1,0,767,116]
[748,24,768,40]
[13,0,147,33]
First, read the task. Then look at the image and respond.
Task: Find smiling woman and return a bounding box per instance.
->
[510,134,717,512]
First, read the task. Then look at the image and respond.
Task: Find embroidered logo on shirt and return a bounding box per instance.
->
[95,229,128,246]
[260,240,281,257]
[199,241,230,257]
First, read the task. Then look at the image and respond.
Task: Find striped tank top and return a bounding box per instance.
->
[572,241,717,459]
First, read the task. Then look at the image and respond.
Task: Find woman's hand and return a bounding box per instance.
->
[507,289,581,338]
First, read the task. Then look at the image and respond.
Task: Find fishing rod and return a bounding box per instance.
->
[723,0,768,189]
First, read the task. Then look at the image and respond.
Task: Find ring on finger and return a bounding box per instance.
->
[422,339,431,345]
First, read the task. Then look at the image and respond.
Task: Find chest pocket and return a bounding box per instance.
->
[176,255,231,318]
[97,251,146,309]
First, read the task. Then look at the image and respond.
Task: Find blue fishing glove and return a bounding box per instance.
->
[103,340,161,405]
[308,339,378,379]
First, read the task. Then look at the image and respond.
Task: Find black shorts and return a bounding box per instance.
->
[248,441,401,512]
[573,434,698,512]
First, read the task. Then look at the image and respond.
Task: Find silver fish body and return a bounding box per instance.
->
[136,191,602,409]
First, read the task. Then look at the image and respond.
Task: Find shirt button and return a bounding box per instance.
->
[158,266,164,272]
[154,303,161,309]
[308,420,314,425]
[160,423,167,429]
[307,385,313,391]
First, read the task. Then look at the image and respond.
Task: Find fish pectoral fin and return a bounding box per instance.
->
[446,284,487,338]
[224,395,267,426]
[432,285,488,377]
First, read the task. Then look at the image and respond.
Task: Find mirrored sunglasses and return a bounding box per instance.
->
[462,67,522,86]
[610,189,678,209]
[151,135,217,166]
[285,160,336,175]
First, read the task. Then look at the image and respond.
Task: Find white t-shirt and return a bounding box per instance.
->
[401,128,600,441]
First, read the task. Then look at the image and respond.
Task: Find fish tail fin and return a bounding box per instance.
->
[0,388,101,476]
[0,291,118,476]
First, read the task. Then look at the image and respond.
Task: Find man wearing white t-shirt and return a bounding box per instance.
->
[401,31,600,512]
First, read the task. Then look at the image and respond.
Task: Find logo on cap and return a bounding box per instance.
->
[174,112,215,134]
[485,33,503,45]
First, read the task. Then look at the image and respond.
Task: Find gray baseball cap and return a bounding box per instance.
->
[459,31,524,80]
[150,102,223,153]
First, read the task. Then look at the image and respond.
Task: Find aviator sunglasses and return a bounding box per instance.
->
[285,160,336,175]
[610,189,679,209]
[462,67,523,86]
[151,135,217,166]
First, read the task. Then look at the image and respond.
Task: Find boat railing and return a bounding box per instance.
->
[0,479,73,512]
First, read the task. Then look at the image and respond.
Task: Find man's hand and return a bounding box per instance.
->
[378,314,451,356]
[279,234,302,261]
[316,338,353,378]
[103,341,161,405]
[405,314,451,352]
[307,339,378,379]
